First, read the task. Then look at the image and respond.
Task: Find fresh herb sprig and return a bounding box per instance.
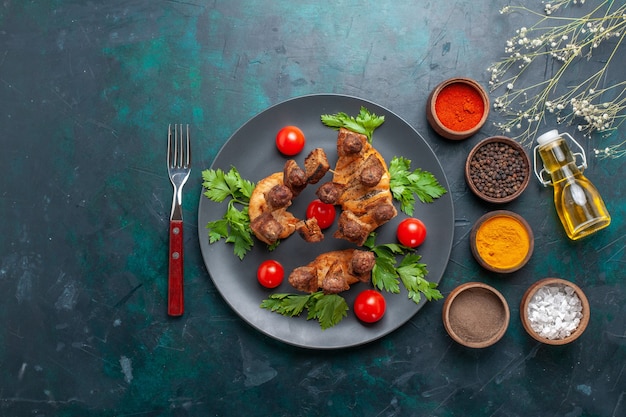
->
[321,106,385,142]
[202,167,255,260]
[260,292,349,330]
[389,156,447,216]
[364,234,443,304]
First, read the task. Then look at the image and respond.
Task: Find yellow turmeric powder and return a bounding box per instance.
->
[475,215,530,270]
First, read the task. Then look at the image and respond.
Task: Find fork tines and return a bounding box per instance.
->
[168,123,191,168]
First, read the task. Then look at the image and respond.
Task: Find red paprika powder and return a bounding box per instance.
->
[434,83,485,132]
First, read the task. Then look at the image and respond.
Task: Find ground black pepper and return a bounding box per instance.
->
[469,141,528,199]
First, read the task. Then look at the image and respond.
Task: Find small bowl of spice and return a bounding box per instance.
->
[442,282,510,348]
[426,77,490,140]
[470,210,534,273]
[465,136,531,204]
[521,278,590,345]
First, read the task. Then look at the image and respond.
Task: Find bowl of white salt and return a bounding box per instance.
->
[520,277,590,345]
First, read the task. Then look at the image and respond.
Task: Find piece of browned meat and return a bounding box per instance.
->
[325,128,397,245]
[249,212,283,245]
[304,148,330,184]
[288,249,375,294]
[334,211,370,246]
[288,266,319,293]
[351,250,376,275]
[283,160,307,197]
[359,154,385,187]
[316,181,344,205]
[266,184,293,209]
[296,218,324,243]
[338,131,364,156]
[248,149,331,245]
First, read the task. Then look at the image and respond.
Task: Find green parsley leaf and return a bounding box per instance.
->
[389,156,447,216]
[260,293,310,317]
[321,106,385,142]
[307,292,349,330]
[396,253,442,304]
[364,233,442,305]
[202,167,255,260]
[367,242,404,293]
[260,291,349,330]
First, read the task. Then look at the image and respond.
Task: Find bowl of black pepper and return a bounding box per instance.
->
[465,136,531,204]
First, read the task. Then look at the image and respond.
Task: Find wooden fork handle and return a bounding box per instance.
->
[168,220,184,316]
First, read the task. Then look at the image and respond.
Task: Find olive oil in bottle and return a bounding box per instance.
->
[534,130,610,240]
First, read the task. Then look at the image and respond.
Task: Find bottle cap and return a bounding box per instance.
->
[536,129,560,145]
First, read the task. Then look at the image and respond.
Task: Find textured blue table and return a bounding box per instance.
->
[1,1,624,416]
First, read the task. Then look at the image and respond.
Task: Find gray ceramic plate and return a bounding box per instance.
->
[198,94,454,349]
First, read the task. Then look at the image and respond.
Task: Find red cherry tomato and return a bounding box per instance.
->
[396,218,427,248]
[306,199,336,229]
[354,290,386,323]
[276,125,306,156]
[257,260,284,289]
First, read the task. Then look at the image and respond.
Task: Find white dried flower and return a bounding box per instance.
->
[488,0,626,158]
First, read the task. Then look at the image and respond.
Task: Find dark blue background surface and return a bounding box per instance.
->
[1,1,624,416]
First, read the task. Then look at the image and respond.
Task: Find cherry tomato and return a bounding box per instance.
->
[276,125,306,156]
[257,260,284,288]
[306,199,337,229]
[354,289,386,323]
[396,217,427,248]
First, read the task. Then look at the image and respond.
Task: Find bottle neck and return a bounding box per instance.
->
[538,137,582,183]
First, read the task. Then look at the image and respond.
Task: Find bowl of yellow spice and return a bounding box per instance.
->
[470,210,534,273]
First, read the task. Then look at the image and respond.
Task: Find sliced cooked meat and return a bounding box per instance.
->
[249,172,283,220]
[248,172,299,244]
[329,128,397,245]
[283,159,307,196]
[266,184,293,209]
[321,262,350,294]
[296,218,324,243]
[248,149,332,245]
[287,249,373,294]
[249,212,284,245]
[351,250,376,276]
[359,154,384,187]
[338,130,364,156]
[304,148,330,184]
[288,266,319,293]
[249,125,395,248]
[316,182,344,205]
[334,211,370,246]
[370,202,397,223]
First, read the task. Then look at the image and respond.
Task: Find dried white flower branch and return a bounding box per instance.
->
[488,0,626,159]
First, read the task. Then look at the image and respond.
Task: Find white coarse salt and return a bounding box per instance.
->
[527,284,583,340]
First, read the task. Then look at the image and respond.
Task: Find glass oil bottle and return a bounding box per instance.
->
[533,130,610,240]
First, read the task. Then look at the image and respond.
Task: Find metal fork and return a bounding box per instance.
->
[167,123,191,316]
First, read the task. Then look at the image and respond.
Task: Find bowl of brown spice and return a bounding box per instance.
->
[465,136,531,203]
[442,282,510,348]
[426,77,490,141]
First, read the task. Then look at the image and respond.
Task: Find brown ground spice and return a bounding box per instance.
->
[448,288,506,342]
